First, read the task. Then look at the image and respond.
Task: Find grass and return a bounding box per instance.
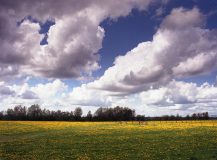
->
[0,121,217,160]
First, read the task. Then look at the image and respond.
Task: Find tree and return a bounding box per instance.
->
[13,105,27,120]
[0,111,3,120]
[136,115,145,121]
[74,107,83,120]
[87,111,92,121]
[94,106,135,121]
[28,104,42,120]
[204,112,209,120]
[192,113,197,120]
[6,108,14,120]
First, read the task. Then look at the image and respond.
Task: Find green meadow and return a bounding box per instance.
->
[0,121,217,160]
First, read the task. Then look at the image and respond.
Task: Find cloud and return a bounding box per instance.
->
[31,79,67,99]
[138,80,217,114]
[0,79,68,110]
[155,7,164,17]
[19,91,39,100]
[161,7,205,29]
[172,53,217,77]
[66,80,217,115]
[1,79,217,116]
[1,3,217,116]
[68,84,112,107]
[0,0,156,80]
[139,80,198,106]
[74,7,217,96]
[0,85,15,96]
[61,7,217,115]
[0,65,19,81]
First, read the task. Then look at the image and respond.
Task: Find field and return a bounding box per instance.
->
[0,121,217,160]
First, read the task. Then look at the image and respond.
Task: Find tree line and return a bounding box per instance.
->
[0,104,211,121]
[146,112,209,121]
[0,105,135,121]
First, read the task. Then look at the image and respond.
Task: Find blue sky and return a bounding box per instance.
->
[0,0,217,116]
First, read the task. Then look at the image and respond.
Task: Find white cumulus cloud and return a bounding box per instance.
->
[0,0,157,80]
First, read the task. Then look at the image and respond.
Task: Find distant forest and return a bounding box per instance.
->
[0,104,211,121]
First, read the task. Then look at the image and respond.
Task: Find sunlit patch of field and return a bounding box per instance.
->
[1,121,217,160]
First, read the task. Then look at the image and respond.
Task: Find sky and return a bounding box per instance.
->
[0,0,217,116]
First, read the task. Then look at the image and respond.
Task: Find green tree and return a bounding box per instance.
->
[74,107,83,120]
[87,111,92,121]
